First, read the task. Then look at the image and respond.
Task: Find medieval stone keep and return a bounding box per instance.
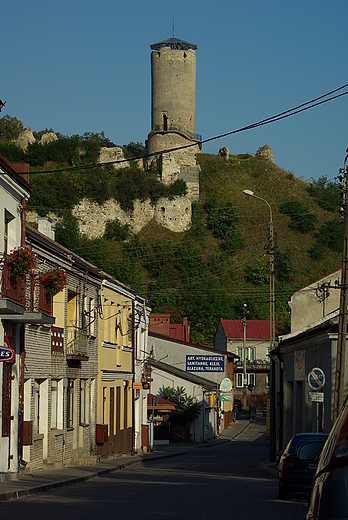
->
[145,36,201,201]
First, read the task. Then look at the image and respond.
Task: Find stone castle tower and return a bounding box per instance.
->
[145,35,201,201]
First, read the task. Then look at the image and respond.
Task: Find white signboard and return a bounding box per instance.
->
[309,392,324,402]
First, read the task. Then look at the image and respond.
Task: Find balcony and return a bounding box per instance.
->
[0,254,25,313]
[66,326,88,361]
[0,256,55,324]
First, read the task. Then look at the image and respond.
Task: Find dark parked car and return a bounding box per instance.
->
[278,432,328,500]
[306,396,348,519]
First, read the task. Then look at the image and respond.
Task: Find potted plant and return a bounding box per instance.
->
[8,247,37,281]
[42,267,68,298]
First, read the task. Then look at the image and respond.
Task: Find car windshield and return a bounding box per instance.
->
[289,435,328,455]
[298,441,326,461]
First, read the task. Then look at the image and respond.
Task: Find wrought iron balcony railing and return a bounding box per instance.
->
[66,326,88,358]
[1,254,26,307]
[1,255,52,315]
[28,274,52,315]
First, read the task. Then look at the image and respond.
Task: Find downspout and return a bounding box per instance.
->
[131,301,136,454]
[19,196,26,469]
[19,326,25,468]
[202,388,206,442]
[20,196,26,248]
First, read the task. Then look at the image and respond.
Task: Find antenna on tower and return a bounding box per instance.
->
[172,14,175,38]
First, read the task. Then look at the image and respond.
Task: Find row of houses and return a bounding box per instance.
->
[0,156,151,475]
[2,155,259,476]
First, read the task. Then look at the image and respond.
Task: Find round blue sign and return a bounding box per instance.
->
[308,367,325,391]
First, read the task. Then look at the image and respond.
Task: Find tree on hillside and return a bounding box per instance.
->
[0,115,25,140]
[280,199,317,233]
[307,176,341,213]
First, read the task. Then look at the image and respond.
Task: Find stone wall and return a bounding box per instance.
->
[72,196,192,236]
[27,194,192,237]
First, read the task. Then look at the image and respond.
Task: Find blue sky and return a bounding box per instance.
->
[1,0,347,181]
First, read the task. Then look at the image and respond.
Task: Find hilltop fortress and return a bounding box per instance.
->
[26,36,274,237]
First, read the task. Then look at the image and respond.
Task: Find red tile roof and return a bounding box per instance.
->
[220,319,270,340]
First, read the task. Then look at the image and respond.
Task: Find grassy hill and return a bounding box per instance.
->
[0,122,343,345]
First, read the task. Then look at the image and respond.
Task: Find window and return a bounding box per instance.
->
[236,347,255,363]
[67,379,74,428]
[247,348,255,362]
[266,373,270,388]
[82,296,88,331]
[33,381,40,434]
[236,373,244,388]
[236,373,255,388]
[51,380,58,429]
[80,379,89,425]
[89,298,95,336]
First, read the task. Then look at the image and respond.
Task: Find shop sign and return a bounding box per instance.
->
[186,355,224,373]
[220,377,232,392]
[0,345,15,362]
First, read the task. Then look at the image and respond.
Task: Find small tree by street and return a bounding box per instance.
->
[158,386,202,426]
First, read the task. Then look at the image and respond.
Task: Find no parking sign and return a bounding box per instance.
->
[308,367,325,391]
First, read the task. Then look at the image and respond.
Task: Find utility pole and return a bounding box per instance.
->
[268,211,276,354]
[333,149,348,422]
[243,304,247,409]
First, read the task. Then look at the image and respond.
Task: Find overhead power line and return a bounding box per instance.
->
[23,82,348,176]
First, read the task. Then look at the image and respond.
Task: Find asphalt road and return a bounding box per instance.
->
[0,421,308,520]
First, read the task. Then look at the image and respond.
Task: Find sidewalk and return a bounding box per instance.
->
[0,416,257,502]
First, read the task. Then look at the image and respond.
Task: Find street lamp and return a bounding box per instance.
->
[243,189,276,459]
[242,190,275,353]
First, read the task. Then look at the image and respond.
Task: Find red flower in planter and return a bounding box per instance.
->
[42,268,68,297]
[9,247,37,281]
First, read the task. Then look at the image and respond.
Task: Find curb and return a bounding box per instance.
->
[0,420,256,502]
[0,451,186,502]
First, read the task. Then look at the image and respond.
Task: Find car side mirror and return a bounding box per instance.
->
[276,450,284,462]
[298,441,325,462]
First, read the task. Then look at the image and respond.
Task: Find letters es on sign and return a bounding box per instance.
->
[0,345,15,363]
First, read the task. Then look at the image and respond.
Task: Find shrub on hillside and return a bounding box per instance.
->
[280,199,317,233]
[307,176,341,213]
[104,218,130,241]
[248,257,270,285]
[309,219,344,260]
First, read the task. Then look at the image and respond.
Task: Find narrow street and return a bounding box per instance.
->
[0,420,308,520]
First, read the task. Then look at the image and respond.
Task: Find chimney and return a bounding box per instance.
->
[37,217,55,241]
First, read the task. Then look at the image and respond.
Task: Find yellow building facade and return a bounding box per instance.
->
[97,278,134,456]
